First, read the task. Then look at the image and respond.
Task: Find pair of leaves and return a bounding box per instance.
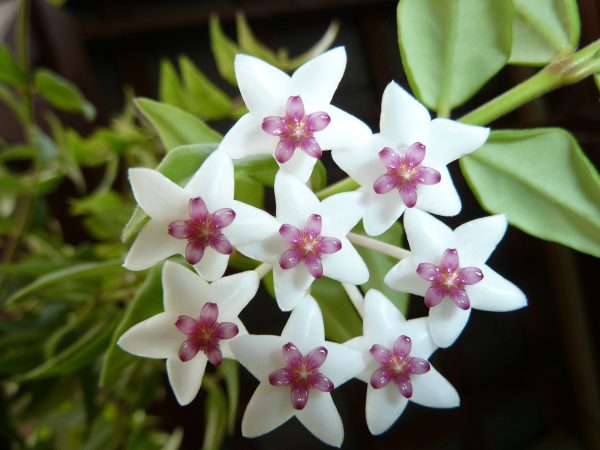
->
[35,69,96,121]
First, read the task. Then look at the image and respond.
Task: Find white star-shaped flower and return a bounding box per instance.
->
[384,209,527,348]
[219,47,372,182]
[118,261,258,405]
[230,296,366,447]
[123,150,273,281]
[234,171,369,311]
[332,81,489,236]
[345,289,459,435]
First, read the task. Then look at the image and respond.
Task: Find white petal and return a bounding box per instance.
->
[123,219,185,271]
[227,201,281,245]
[209,271,259,317]
[230,335,286,381]
[281,296,325,349]
[383,258,428,296]
[403,209,455,261]
[428,299,471,348]
[365,384,408,435]
[117,312,181,358]
[162,261,210,315]
[296,392,343,447]
[363,191,407,237]
[279,148,317,183]
[379,82,431,146]
[320,342,365,387]
[129,168,189,220]
[219,113,276,159]
[241,383,295,438]
[415,166,461,217]
[454,215,507,265]
[275,171,320,226]
[220,320,248,360]
[401,317,437,359]
[193,249,229,282]
[273,265,314,311]
[342,337,371,383]
[410,366,460,408]
[234,233,284,264]
[322,239,369,285]
[330,143,380,187]
[319,191,366,237]
[291,47,346,108]
[235,54,292,117]
[184,150,234,209]
[363,289,406,345]
[166,354,207,405]
[428,119,489,165]
[318,105,372,153]
[468,267,527,312]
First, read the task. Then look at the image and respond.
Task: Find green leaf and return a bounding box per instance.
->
[234,175,264,208]
[509,0,580,66]
[201,378,228,450]
[460,128,600,257]
[0,43,25,86]
[209,15,240,86]
[233,155,278,186]
[34,68,96,120]
[135,98,221,150]
[0,83,26,121]
[397,0,513,113]
[5,260,124,305]
[236,13,279,66]
[594,72,600,92]
[217,360,239,433]
[179,56,232,120]
[121,144,217,243]
[100,264,164,387]
[312,278,362,343]
[158,59,187,110]
[286,20,340,70]
[310,160,327,192]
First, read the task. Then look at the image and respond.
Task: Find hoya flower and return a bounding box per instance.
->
[230,296,366,447]
[345,290,459,435]
[123,150,272,281]
[384,209,527,348]
[118,261,258,405]
[234,171,369,311]
[219,47,372,182]
[332,81,489,236]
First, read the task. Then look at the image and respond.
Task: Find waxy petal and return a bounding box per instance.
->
[365,384,408,435]
[378,147,401,169]
[185,240,205,265]
[175,315,197,336]
[453,214,507,264]
[279,224,302,244]
[458,267,484,285]
[399,184,418,208]
[370,368,393,388]
[449,287,470,310]
[193,249,229,282]
[128,168,189,220]
[403,209,455,262]
[379,82,430,146]
[211,234,234,255]
[275,171,321,228]
[410,366,460,408]
[124,220,186,271]
[369,344,392,365]
[393,335,412,357]
[178,340,201,362]
[317,237,341,254]
[231,335,287,381]
[241,383,294,438]
[215,322,239,340]
[184,150,235,208]
[296,392,343,448]
[208,270,259,317]
[279,248,304,270]
[306,346,328,369]
[118,312,182,358]
[428,118,489,166]
[189,197,208,221]
[408,357,431,375]
[275,138,296,163]
[416,263,441,282]
[282,342,303,367]
[468,267,527,312]
[166,354,207,406]
[273,264,314,311]
[322,241,369,285]
[286,95,305,120]
[162,261,210,315]
[305,253,323,279]
[424,286,447,308]
[428,300,471,348]
[440,248,460,272]
[304,213,322,237]
[306,111,330,132]
[405,142,426,166]
[291,385,310,410]
[262,116,289,136]
[362,191,407,237]
[269,368,293,386]
[280,296,325,350]
[213,208,236,229]
[414,166,462,216]
[373,174,399,194]
[300,136,322,159]
[417,166,441,185]
[362,290,407,347]
[396,375,413,398]
[206,342,223,366]
[309,373,334,392]
[168,220,192,239]
[219,114,277,159]
[200,303,218,326]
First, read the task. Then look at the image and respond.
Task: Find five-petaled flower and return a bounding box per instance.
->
[230,296,366,447]
[123,150,272,281]
[384,209,527,348]
[333,81,489,236]
[234,171,369,311]
[345,290,459,435]
[118,261,259,405]
[219,47,372,182]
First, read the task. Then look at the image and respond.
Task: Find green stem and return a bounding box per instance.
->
[460,38,600,126]
[315,176,359,200]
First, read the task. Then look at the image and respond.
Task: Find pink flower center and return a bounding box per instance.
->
[262,95,331,164]
[168,196,236,265]
[278,213,342,279]
[373,143,441,208]
[269,342,334,410]
[175,302,239,365]
[369,335,430,398]
[416,248,484,310]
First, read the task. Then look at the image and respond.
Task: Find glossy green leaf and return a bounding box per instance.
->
[0,43,25,86]
[179,56,232,120]
[509,0,580,66]
[236,13,278,66]
[234,175,264,208]
[158,59,187,110]
[121,143,217,243]
[311,160,327,192]
[233,154,278,186]
[0,83,26,121]
[34,69,96,120]
[100,264,164,387]
[217,360,239,433]
[135,98,221,150]
[594,72,600,91]
[312,278,362,343]
[209,15,240,86]
[397,0,513,113]
[461,128,600,257]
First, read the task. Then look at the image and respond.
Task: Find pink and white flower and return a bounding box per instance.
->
[332,82,489,236]
[345,290,459,435]
[219,47,372,182]
[117,261,259,405]
[234,171,369,311]
[230,296,366,447]
[384,209,527,348]
[123,150,273,281]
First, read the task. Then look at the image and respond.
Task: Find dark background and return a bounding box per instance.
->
[4,0,599,449]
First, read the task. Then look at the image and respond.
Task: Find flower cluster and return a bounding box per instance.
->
[118,47,526,447]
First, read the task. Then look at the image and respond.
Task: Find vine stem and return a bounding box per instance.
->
[347,232,410,260]
[342,283,364,318]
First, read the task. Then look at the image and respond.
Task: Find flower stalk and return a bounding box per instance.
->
[347,232,410,260]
